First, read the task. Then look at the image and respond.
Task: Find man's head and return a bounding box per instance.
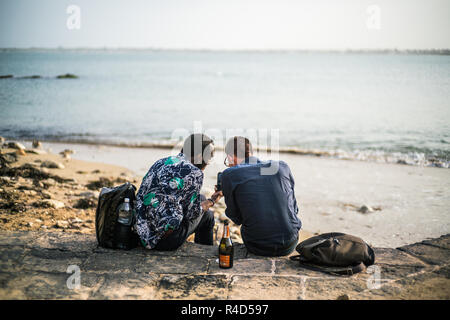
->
[181,133,214,170]
[224,136,253,167]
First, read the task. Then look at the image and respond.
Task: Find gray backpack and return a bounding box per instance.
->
[290,232,375,275]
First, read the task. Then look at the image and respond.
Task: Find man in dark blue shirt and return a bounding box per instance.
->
[220,137,302,256]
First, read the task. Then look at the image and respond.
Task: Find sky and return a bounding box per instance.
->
[0,0,449,50]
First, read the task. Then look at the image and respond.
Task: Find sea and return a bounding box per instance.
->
[1,49,449,168]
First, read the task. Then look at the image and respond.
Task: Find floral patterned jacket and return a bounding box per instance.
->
[134,153,204,249]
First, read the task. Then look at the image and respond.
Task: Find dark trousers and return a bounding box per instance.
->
[245,235,298,257]
[155,197,215,251]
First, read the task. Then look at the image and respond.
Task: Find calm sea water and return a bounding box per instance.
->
[1,49,449,166]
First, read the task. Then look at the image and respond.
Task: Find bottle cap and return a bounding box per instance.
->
[124,198,130,203]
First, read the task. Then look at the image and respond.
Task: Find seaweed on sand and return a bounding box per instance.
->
[0,163,73,183]
[0,189,26,213]
[85,177,128,190]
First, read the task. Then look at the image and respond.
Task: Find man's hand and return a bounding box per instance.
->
[211,190,223,203]
[200,190,223,211]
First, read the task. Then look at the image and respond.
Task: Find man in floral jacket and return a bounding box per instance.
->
[134,134,222,250]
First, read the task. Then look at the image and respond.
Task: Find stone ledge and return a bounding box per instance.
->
[0,231,449,299]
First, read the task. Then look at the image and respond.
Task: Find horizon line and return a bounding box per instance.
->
[1,47,450,54]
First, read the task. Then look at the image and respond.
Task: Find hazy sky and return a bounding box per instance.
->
[1,0,449,50]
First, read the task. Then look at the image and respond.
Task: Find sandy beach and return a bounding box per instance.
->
[1,139,448,249]
[0,142,135,236]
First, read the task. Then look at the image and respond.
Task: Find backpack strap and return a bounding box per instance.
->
[326,262,365,276]
[289,255,303,262]
[290,255,366,276]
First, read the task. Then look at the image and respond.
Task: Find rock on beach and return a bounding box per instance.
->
[59,149,74,159]
[7,142,26,150]
[32,140,42,149]
[26,149,47,155]
[41,199,65,209]
[358,205,374,214]
[40,160,65,169]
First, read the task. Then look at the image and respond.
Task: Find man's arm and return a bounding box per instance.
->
[288,166,299,215]
[222,172,243,225]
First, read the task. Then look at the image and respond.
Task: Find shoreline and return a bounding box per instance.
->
[4,137,449,169]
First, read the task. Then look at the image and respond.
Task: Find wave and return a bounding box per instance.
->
[275,147,449,168]
[2,135,448,169]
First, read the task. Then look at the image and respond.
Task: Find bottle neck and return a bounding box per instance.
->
[222,224,230,238]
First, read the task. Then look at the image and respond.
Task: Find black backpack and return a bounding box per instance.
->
[95,182,139,250]
[290,232,375,275]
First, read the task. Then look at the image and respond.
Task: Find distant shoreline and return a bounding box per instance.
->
[1,47,449,55]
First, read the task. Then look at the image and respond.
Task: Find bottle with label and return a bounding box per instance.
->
[114,197,133,250]
[219,219,234,269]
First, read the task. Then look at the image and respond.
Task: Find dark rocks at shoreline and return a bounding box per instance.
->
[0,74,79,79]
[18,75,42,79]
[0,75,43,80]
[56,73,78,79]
